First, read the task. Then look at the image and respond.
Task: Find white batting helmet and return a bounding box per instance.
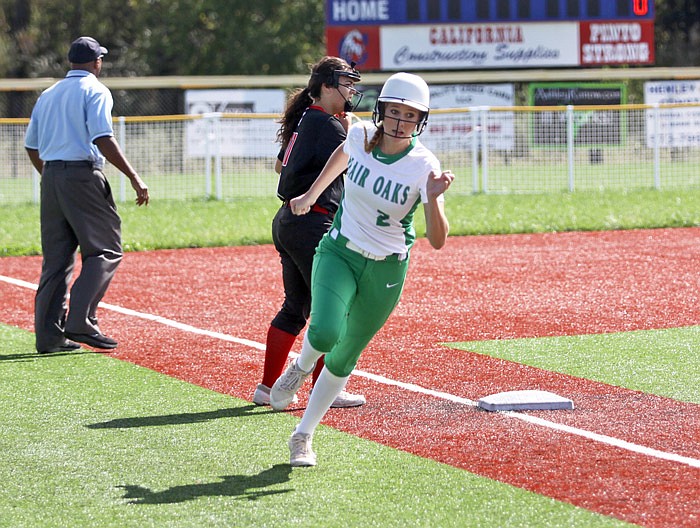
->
[373,72,430,135]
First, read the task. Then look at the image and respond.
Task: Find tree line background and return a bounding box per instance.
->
[1,0,326,79]
[0,0,698,115]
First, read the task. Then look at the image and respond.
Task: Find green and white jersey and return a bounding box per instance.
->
[334,121,443,257]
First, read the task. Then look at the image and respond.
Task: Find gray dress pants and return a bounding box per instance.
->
[34,161,122,352]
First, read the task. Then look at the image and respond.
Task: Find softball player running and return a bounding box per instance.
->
[270,72,454,466]
[252,56,366,409]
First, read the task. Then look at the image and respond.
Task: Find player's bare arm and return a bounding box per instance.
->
[424,170,454,249]
[290,142,349,215]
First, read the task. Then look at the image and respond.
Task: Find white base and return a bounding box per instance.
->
[477,390,575,412]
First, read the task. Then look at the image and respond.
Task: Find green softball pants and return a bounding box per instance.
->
[307,231,410,378]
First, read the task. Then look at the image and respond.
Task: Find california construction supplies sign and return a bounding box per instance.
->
[380,22,578,69]
[185,89,285,158]
[325,0,654,70]
[644,81,700,147]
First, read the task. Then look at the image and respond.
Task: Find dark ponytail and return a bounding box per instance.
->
[275,87,312,147]
[276,56,351,148]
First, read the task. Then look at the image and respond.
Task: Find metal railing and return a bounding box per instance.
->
[3,103,699,204]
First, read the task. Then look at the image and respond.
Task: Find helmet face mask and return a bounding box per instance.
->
[372,72,430,136]
[373,102,427,138]
[330,62,363,112]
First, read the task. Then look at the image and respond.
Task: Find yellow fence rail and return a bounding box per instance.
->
[2,103,699,204]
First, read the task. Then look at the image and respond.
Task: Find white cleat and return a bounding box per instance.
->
[330,390,367,408]
[252,383,298,406]
[270,360,313,411]
[288,430,316,467]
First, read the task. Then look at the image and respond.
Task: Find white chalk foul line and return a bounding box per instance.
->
[346,368,700,469]
[0,275,264,351]
[2,273,699,469]
[101,301,265,351]
[1,275,38,291]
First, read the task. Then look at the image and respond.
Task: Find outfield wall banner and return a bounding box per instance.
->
[426,83,515,151]
[354,82,514,113]
[528,83,626,147]
[429,83,514,108]
[644,81,700,147]
[185,89,285,158]
[355,82,515,150]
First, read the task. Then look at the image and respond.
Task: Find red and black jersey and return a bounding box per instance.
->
[276,106,346,215]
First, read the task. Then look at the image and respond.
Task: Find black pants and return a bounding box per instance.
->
[270,204,333,336]
[35,162,122,351]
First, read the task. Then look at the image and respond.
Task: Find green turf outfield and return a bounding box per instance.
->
[2,159,700,203]
[0,324,632,528]
[2,189,700,256]
[452,326,700,405]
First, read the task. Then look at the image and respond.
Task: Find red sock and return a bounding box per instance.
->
[261,326,298,387]
[312,355,325,386]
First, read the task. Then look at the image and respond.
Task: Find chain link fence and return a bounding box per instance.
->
[2,103,700,204]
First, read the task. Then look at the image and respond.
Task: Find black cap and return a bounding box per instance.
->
[68,36,108,63]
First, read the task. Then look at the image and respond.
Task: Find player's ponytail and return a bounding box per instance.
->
[276,56,352,148]
[364,124,383,153]
[276,87,311,147]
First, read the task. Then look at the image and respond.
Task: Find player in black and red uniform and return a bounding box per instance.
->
[252,56,366,408]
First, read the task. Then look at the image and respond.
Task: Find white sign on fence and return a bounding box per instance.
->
[644,81,700,148]
[422,83,515,151]
[185,89,285,158]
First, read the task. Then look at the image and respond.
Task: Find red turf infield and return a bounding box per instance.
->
[1,227,699,527]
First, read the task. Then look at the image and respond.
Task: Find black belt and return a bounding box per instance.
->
[283,201,330,215]
[45,160,94,168]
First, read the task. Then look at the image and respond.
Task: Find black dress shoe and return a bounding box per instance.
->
[64,332,118,350]
[38,339,81,354]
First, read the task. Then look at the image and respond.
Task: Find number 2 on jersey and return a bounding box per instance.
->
[376,210,390,227]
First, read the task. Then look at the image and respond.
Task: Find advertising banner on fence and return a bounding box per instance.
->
[644,81,700,148]
[185,89,285,158]
[424,84,515,151]
[528,83,626,147]
[355,83,515,151]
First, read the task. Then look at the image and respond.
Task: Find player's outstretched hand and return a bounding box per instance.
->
[427,170,454,199]
[289,194,314,215]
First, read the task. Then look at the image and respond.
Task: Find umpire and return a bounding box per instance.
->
[25,36,149,354]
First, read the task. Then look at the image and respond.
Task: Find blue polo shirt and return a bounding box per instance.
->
[25,70,114,169]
